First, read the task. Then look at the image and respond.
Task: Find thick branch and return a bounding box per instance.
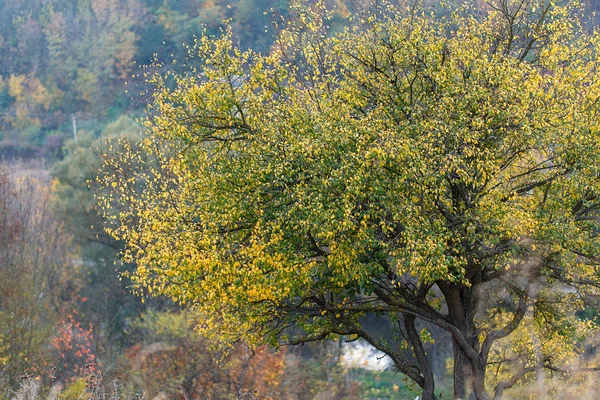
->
[404,314,436,400]
[288,325,428,391]
[373,287,482,365]
[481,294,527,364]
[480,276,539,364]
[493,364,537,400]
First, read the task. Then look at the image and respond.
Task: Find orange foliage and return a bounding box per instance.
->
[51,306,98,379]
[121,328,285,399]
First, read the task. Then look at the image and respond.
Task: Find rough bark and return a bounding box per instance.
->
[439,282,492,400]
[452,338,471,399]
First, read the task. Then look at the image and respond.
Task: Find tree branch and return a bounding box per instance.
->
[404,314,436,399]
[493,364,537,400]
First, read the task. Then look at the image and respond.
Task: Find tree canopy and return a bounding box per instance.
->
[100,1,600,399]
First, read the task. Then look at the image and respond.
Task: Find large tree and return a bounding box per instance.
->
[100,1,600,398]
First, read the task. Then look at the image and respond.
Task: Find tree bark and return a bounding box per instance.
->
[404,314,436,400]
[472,362,491,400]
[439,282,491,400]
[452,338,471,400]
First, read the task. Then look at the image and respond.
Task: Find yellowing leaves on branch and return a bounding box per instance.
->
[100,1,600,399]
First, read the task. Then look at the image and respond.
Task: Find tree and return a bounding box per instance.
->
[100,1,600,398]
[0,164,75,387]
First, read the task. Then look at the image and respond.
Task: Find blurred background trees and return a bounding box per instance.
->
[0,0,289,151]
[0,164,75,389]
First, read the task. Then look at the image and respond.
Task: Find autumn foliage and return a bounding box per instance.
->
[100,1,600,399]
[119,311,286,399]
[51,307,97,379]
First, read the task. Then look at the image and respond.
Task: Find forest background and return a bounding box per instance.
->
[3,0,600,399]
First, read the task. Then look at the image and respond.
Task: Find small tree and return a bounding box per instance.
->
[100,1,600,398]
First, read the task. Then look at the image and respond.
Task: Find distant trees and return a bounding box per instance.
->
[101,1,600,399]
[50,116,147,364]
[0,0,288,148]
[0,164,75,387]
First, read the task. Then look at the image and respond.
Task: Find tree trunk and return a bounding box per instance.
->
[452,337,471,400]
[452,339,491,400]
[472,358,490,400]
[440,282,491,400]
